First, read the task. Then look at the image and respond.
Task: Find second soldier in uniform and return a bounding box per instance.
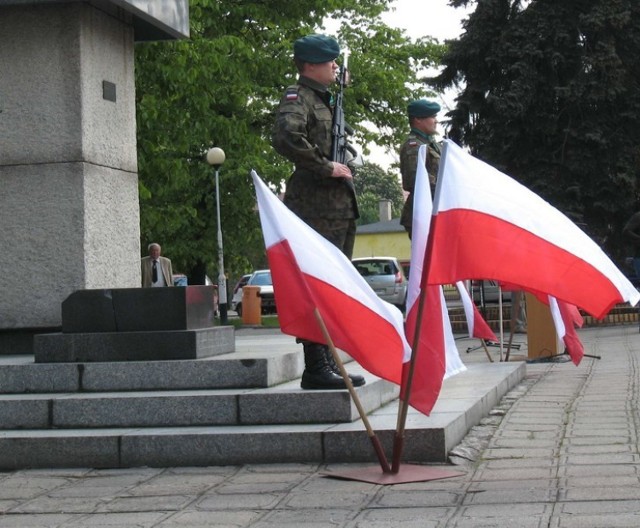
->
[399,99,442,240]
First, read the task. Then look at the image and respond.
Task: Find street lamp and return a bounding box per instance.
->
[206,147,227,325]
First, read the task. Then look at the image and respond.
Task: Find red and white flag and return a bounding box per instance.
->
[456,281,498,342]
[251,171,410,384]
[426,140,640,319]
[403,145,465,416]
[549,297,584,365]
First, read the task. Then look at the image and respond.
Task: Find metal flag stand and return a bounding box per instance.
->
[465,280,504,360]
[464,281,526,362]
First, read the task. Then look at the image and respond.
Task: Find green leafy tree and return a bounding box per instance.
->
[135,0,444,286]
[353,163,404,225]
[433,0,640,263]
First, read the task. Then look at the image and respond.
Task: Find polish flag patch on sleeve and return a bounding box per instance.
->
[285,88,299,101]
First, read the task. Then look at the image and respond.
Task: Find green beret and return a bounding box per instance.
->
[408,99,441,118]
[294,34,340,64]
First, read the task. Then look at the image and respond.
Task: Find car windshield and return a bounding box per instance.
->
[354,261,396,277]
[251,272,272,286]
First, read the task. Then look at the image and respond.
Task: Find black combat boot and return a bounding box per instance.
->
[301,343,348,390]
[324,347,366,387]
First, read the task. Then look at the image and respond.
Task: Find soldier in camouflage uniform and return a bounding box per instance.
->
[271,34,364,390]
[399,99,442,239]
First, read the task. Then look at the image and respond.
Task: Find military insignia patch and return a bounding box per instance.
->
[409,140,418,147]
[285,88,299,101]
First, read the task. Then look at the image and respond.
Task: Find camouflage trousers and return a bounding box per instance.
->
[302,217,356,259]
[294,217,356,349]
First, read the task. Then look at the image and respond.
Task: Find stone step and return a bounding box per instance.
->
[0,361,524,470]
[0,328,526,470]
[0,367,396,428]
[0,329,311,394]
[33,327,236,363]
[0,350,302,394]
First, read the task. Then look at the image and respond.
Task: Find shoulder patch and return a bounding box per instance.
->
[285,87,299,101]
[408,140,419,147]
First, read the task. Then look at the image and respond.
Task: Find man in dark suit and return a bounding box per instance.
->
[141,243,174,287]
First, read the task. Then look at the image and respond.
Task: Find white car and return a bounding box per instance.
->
[352,256,408,310]
[232,270,276,315]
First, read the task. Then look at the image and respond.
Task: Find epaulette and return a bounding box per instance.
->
[285,86,299,101]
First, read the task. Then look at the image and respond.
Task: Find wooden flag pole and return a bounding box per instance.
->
[312,308,391,474]
[389,140,465,479]
[391,280,431,473]
[321,141,465,485]
[315,307,464,486]
[391,141,442,474]
[481,339,494,362]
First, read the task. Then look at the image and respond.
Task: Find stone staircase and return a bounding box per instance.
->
[0,328,524,471]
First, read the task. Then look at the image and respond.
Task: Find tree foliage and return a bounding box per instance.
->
[353,163,405,225]
[433,0,640,263]
[135,0,444,285]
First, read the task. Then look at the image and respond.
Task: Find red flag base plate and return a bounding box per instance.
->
[321,464,465,485]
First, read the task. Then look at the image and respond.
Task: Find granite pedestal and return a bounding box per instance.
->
[34,287,234,363]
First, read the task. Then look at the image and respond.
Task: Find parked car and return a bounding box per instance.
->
[352,256,408,310]
[230,274,251,315]
[232,270,277,315]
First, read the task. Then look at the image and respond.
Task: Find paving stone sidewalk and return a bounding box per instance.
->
[1,325,639,527]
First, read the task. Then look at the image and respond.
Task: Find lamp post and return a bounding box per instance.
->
[206,147,227,325]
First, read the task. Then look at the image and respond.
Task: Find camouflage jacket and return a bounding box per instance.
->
[271,75,358,220]
[399,129,441,229]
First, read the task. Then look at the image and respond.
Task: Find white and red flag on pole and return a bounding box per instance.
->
[456,281,498,342]
[251,170,410,384]
[402,145,466,416]
[549,297,584,365]
[425,140,640,321]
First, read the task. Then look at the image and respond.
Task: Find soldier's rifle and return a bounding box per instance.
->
[331,50,359,165]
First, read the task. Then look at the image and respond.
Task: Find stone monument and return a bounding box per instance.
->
[0,0,189,353]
